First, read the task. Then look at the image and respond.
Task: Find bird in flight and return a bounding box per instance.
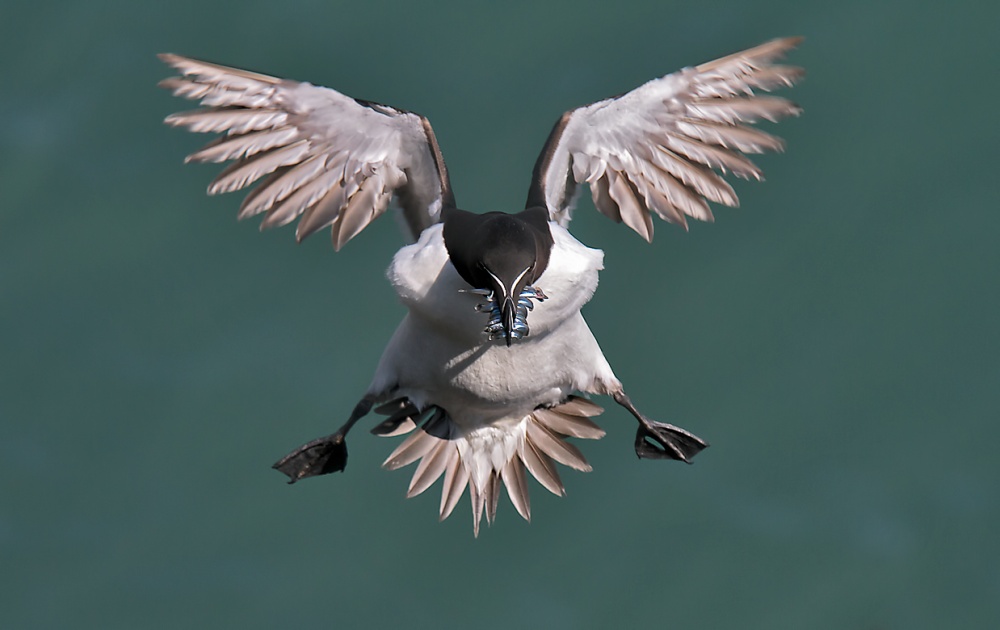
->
[160,37,803,535]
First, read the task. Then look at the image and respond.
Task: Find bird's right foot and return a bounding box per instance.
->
[272,433,348,483]
[273,396,376,483]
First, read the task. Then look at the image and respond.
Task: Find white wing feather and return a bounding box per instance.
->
[160,54,453,249]
[529,37,804,241]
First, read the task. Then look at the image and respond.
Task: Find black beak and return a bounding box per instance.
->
[474,266,543,346]
[500,295,516,347]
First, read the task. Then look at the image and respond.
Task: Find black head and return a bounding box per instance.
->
[442,207,553,346]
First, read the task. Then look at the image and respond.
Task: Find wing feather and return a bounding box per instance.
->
[160,53,453,248]
[238,154,333,220]
[184,127,300,164]
[527,37,803,238]
[295,178,350,242]
[208,141,311,195]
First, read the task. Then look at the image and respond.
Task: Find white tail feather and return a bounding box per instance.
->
[379,396,605,536]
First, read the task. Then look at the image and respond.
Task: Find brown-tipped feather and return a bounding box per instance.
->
[207,141,310,195]
[660,133,762,180]
[550,396,604,417]
[295,179,348,242]
[695,36,804,75]
[470,482,484,537]
[185,127,300,164]
[525,422,592,472]
[371,415,417,438]
[590,173,620,223]
[519,439,565,497]
[502,458,531,522]
[674,120,785,154]
[164,108,288,135]
[259,168,344,231]
[382,425,439,471]
[640,178,689,229]
[686,96,801,124]
[484,471,501,526]
[158,52,282,86]
[608,170,653,242]
[439,454,468,521]
[641,167,714,223]
[160,77,278,108]
[406,441,451,498]
[332,176,379,251]
[647,145,740,205]
[696,66,804,98]
[244,151,348,219]
[533,408,605,440]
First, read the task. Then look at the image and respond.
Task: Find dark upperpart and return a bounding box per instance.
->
[442,207,554,346]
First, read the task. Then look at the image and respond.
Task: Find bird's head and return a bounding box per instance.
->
[443,207,553,346]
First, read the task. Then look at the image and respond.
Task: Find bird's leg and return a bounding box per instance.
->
[272,396,375,483]
[611,390,709,463]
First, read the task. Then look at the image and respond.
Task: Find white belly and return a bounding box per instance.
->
[367,222,619,427]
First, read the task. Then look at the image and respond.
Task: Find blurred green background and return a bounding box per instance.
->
[2,0,997,628]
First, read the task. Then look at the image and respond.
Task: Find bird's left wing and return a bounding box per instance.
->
[526,37,803,241]
[159,54,453,249]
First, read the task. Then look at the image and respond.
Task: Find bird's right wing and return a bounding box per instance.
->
[527,37,803,241]
[159,54,454,249]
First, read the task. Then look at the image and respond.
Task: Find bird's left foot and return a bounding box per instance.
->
[634,419,708,462]
[612,390,708,463]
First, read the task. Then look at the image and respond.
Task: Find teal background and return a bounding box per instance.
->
[3,0,998,627]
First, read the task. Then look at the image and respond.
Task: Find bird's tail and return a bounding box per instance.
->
[373,396,606,536]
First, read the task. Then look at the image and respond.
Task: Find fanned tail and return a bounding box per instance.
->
[374,396,605,536]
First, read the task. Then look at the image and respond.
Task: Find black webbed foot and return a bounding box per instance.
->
[634,420,708,462]
[273,433,348,483]
[273,396,376,484]
[612,389,709,463]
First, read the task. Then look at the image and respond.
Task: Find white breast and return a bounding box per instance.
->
[367,222,618,426]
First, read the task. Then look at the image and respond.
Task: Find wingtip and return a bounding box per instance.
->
[763,36,805,54]
[156,77,181,92]
[157,52,189,71]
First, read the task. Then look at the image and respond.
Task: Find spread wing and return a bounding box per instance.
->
[527,37,804,241]
[159,54,454,250]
